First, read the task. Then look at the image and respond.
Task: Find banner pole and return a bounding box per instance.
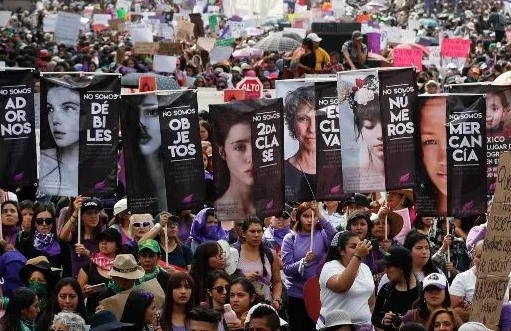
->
[165,225,169,267]
[384,215,388,241]
[0,205,3,240]
[77,207,82,245]
[446,218,451,278]
[310,209,314,252]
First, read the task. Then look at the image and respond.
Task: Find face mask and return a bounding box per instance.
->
[29,280,48,308]
[203,225,219,239]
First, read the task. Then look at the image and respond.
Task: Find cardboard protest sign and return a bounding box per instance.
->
[39,75,120,197]
[393,48,423,71]
[470,152,511,329]
[160,24,175,40]
[133,42,159,54]
[197,37,216,52]
[441,38,471,58]
[153,55,177,73]
[54,12,81,46]
[209,46,234,65]
[158,42,182,56]
[108,19,125,32]
[176,20,195,41]
[0,70,37,189]
[128,24,153,42]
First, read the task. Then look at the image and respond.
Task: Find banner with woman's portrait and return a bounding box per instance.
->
[447,83,511,193]
[315,81,344,200]
[121,90,204,214]
[337,70,385,193]
[0,69,37,189]
[379,68,418,190]
[276,79,317,202]
[39,74,120,197]
[415,95,486,217]
[209,98,284,222]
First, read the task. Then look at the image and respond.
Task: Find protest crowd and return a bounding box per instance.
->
[2,0,511,331]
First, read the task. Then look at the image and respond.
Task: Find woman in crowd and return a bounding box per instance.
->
[373,247,420,331]
[136,239,171,290]
[19,256,56,313]
[426,309,462,331]
[317,231,374,330]
[50,312,86,331]
[450,240,511,326]
[200,120,211,142]
[109,198,136,247]
[402,273,451,325]
[19,200,35,234]
[16,204,71,276]
[378,231,441,293]
[228,277,259,330]
[36,278,88,331]
[415,217,434,236]
[385,190,415,242]
[129,214,154,243]
[1,201,22,248]
[160,272,194,331]
[139,213,193,271]
[210,108,255,222]
[120,289,159,331]
[77,228,120,316]
[297,38,316,75]
[283,85,316,202]
[322,200,345,231]
[206,270,231,310]
[262,208,292,256]
[0,287,39,331]
[281,202,336,331]
[237,217,282,308]
[59,196,103,277]
[190,208,227,252]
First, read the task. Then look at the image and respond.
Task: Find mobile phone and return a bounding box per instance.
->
[370,239,380,250]
[87,283,106,293]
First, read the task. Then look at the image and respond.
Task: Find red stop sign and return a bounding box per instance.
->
[236,77,263,99]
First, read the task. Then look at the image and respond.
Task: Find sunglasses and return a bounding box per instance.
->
[35,218,54,225]
[213,285,230,293]
[133,221,151,228]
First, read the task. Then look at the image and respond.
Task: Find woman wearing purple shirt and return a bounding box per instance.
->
[1,201,22,248]
[281,201,336,331]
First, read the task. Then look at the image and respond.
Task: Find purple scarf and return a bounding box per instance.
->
[270,226,291,246]
[3,226,20,246]
[190,208,227,244]
[33,231,61,256]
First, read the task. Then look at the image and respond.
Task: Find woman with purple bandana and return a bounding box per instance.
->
[281,201,337,331]
[262,204,293,256]
[1,201,22,249]
[190,208,228,253]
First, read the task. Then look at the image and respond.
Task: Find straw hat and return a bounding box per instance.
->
[107,254,145,280]
[319,310,353,331]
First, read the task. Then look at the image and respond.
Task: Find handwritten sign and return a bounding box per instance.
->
[176,20,195,41]
[133,42,159,54]
[393,48,423,71]
[441,38,471,58]
[471,152,511,329]
[197,37,216,52]
[158,42,182,55]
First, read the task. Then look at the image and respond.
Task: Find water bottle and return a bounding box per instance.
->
[223,304,238,324]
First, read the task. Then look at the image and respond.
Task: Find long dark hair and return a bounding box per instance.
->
[65,198,102,240]
[206,270,231,308]
[325,231,358,263]
[0,287,37,331]
[403,231,438,276]
[230,277,263,308]
[241,217,269,277]
[120,289,156,331]
[346,214,374,240]
[190,241,222,306]
[161,272,194,331]
[414,284,451,323]
[28,203,58,239]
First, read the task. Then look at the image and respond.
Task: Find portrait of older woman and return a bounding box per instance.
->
[283,84,317,202]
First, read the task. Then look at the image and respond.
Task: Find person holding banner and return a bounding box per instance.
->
[281,201,336,331]
[283,86,317,202]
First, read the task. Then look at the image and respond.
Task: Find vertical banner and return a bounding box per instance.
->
[315,81,343,200]
[0,69,37,189]
[379,68,417,190]
[40,75,120,197]
[337,70,385,192]
[415,95,486,216]
[276,80,316,202]
[121,91,204,213]
[210,98,284,221]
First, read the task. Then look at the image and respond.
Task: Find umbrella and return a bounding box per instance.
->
[121,73,180,90]
[394,43,430,55]
[255,35,301,53]
[232,47,264,58]
[278,31,303,43]
[368,52,392,66]
[361,1,388,12]
[419,18,438,27]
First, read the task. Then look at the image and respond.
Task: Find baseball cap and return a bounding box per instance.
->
[381,247,412,269]
[352,30,363,40]
[113,198,128,216]
[97,228,122,245]
[306,33,322,43]
[344,193,370,209]
[347,210,371,225]
[138,239,161,254]
[423,273,447,290]
[82,198,103,212]
[446,62,458,70]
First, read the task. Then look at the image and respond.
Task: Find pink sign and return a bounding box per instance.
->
[393,48,423,71]
[441,38,471,58]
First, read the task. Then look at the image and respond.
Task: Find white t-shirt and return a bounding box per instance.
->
[450,268,511,303]
[317,260,375,329]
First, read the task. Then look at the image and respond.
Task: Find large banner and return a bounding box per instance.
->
[379,68,417,190]
[448,84,511,193]
[315,81,344,200]
[39,74,120,197]
[276,80,316,202]
[210,98,284,222]
[338,70,385,192]
[415,95,486,216]
[0,69,37,189]
[121,90,205,213]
